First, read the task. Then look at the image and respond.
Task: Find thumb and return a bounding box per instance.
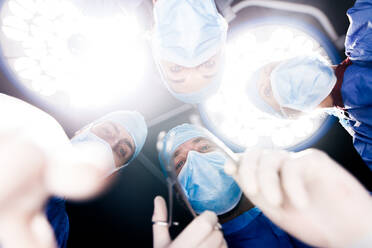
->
[152,196,171,248]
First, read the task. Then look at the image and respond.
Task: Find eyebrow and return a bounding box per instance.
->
[192,137,204,143]
[120,138,134,153]
[174,150,180,158]
[203,73,217,79]
[173,137,207,158]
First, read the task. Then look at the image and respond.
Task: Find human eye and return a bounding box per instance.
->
[176,160,185,170]
[119,146,127,157]
[199,143,212,153]
[170,65,183,73]
[202,60,215,69]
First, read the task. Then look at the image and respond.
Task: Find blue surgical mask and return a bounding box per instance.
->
[178,150,242,215]
[71,131,116,174]
[271,56,337,112]
[153,0,228,68]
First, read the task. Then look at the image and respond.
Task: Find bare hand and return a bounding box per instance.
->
[152,196,227,248]
[226,148,372,248]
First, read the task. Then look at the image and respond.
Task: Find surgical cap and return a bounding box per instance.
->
[246,67,279,116]
[158,123,209,173]
[152,0,228,68]
[271,56,337,112]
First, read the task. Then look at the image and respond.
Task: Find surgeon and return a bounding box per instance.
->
[47,111,148,248]
[152,0,228,104]
[158,123,312,247]
[246,0,372,170]
[0,94,229,248]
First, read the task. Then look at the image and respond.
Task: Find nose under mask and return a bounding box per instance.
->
[178,150,242,215]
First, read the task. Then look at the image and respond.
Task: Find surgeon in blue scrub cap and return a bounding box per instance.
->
[46,111,147,248]
[246,0,372,171]
[152,0,228,104]
[71,111,148,174]
[158,124,312,248]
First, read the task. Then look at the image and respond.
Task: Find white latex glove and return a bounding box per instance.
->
[152,196,227,248]
[0,94,113,248]
[225,148,372,248]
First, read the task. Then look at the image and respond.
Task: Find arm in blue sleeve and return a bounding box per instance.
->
[345,0,372,63]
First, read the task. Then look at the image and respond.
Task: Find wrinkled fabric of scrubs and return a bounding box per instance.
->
[337,0,372,170]
[222,208,313,248]
[46,197,69,248]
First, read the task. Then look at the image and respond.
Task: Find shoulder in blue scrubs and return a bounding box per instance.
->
[46,197,69,248]
[222,208,313,248]
[338,0,372,170]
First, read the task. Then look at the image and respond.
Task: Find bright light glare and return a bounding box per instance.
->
[0,0,145,107]
[204,24,331,149]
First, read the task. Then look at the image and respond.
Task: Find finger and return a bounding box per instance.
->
[152,196,171,248]
[0,215,56,248]
[257,151,288,206]
[238,149,262,196]
[171,211,217,248]
[220,239,228,248]
[45,143,111,200]
[198,230,224,248]
[281,159,309,209]
[0,139,46,208]
[30,214,56,248]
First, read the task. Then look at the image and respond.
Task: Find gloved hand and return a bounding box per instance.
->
[0,94,113,248]
[225,148,372,248]
[152,196,227,248]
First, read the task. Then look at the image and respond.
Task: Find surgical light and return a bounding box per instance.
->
[199,21,340,152]
[0,0,145,108]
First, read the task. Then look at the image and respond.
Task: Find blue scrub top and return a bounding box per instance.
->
[338,0,372,170]
[46,197,69,248]
[222,208,313,248]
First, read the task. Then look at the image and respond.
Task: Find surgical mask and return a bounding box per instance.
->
[271,56,337,112]
[71,131,116,174]
[178,151,242,215]
[153,0,228,68]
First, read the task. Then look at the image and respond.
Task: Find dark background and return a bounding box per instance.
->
[1,0,371,247]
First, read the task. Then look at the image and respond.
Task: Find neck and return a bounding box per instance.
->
[218,196,255,224]
[319,94,334,108]
[317,65,338,109]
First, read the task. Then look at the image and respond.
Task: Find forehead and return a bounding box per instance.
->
[173,137,211,154]
[93,121,134,143]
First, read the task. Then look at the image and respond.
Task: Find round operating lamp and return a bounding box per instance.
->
[0,0,145,108]
[199,18,341,152]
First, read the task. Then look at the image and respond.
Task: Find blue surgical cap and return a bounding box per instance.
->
[271,56,337,112]
[90,111,147,165]
[159,124,209,173]
[246,67,279,116]
[152,0,228,68]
